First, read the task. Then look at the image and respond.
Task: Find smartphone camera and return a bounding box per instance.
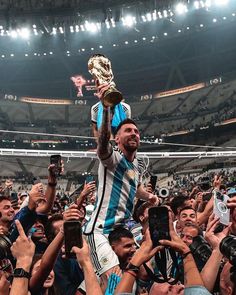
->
[64,220,83,259]
[213,191,230,225]
[50,155,62,177]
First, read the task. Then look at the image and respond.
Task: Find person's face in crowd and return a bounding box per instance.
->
[178,209,197,228]
[31,220,45,240]
[0,200,15,223]
[180,226,198,246]
[111,237,136,267]
[149,282,184,295]
[32,259,55,288]
[220,261,234,295]
[115,123,140,152]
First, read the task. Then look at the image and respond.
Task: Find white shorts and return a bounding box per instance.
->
[86,232,119,276]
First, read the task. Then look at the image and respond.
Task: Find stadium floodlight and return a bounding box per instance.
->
[20,28,30,39]
[163,10,168,18]
[146,13,152,21]
[70,26,74,33]
[105,20,110,29]
[85,21,98,33]
[152,10,157,20]
[59,26,64,34]
[111,18,116,27]
[52,27,57,35]
[10,30,18,38]
[175,3,188,14]
[141,15,147,22]
[122,15,136,27]
[75,25,79,32]
[194,1,200,9]
[215,0,228,5]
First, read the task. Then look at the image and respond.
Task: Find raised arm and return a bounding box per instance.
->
[96,84,113,160]
[10,220,35,295]
[72,238,103,295]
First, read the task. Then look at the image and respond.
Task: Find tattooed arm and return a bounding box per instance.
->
[97,105,113,160]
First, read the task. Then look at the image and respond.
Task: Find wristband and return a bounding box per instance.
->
[182,251,192,259]
[13,268,31,279]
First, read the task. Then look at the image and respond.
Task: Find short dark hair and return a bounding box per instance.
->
[179,206,196,216]
[182,223,203,236]
[108,226,133,245]
[114,118,138,136]
[0,196,11,204]
[170,195,189,215]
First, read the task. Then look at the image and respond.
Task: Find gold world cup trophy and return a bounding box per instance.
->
[88,54,123,107]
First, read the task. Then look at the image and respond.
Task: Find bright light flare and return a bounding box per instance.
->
[175,3,188,14]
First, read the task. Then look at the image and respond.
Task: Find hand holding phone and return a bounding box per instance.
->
[64,220,83,259]
[148,206,170,247]
[50,155,62,177]
[213,191,230,225]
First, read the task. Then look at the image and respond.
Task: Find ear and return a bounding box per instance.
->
[115,134,119,145]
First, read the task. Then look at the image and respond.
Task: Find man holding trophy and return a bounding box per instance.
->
[84,54,158,287]
[89,54,131,139]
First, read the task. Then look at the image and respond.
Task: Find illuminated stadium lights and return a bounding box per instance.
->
[122,15,136,27]
[141,15,147,22]
[84,21,99,33]
[105,20,110,29]
[80,24,85,31]
[10,30,18,38]
[178,29,182,32]
[215,0,229,5]
[20,28,30,39]
[194,1,201,9]
[125,41,129,44]
[223,16,227,19]
[164,32,168,36]
[111,18,116,28]
[25,53,28,57]
[146,13,152,21]
[213,18,217,22]
[200,23,204,27]
[59,26,64,34]
[99,45,103,48]
[142,37,146,40]
[43,53,47,56]
[163,10,168,18]
[33,29,38,36]
[158,11,163,19]
[34,53,37,56]
[233,13,236,16]
[10,54,14,57]
[91,47,94,50]
[70,26,74,33]
[1,55,5,58]
[66,50,70,54]
[187,26,190,29]
[49,51,53,55]
[134,39,138,43]
[175,3,188,15]
[113,43,116,47]
[52,27,57,35]
[75,25,79,32]
[32,24,37,29]
[152,10,157,20]
[81,48,85,51]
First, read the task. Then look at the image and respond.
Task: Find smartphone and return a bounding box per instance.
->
[148,206,170,247]
[50,155,62,176]
[150,176,157,192]
[64,220,83,259]
[213,191,230,225]
[86,175,94,183]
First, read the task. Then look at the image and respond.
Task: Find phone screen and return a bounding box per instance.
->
[148,206,170,247]
[50,155,62,176]
[150,176,157,191]
[213,192,230,225]
[64,221,83,259]
[86,175,94,183]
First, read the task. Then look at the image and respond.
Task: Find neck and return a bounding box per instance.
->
[119,146,136,162]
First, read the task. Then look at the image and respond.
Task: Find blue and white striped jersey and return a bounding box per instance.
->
[84,146,145,235]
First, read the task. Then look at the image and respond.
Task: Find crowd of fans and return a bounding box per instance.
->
[0,165,235,295]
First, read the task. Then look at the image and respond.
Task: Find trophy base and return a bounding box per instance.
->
[103,87,123,107]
